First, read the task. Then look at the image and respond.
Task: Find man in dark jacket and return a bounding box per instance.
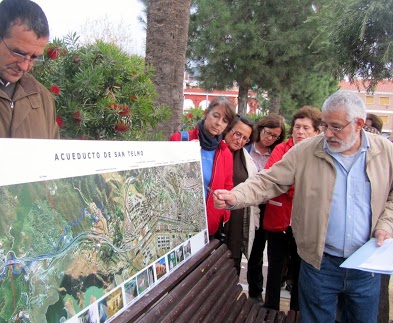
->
[0,0,59,138]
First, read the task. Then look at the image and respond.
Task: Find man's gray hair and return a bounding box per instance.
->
[321,90,367,121]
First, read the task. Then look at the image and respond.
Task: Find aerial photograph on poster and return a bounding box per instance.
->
[0,142,206,323]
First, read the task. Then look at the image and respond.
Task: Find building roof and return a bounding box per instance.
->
[339,80,393,93]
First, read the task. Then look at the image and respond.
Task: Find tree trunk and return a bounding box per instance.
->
[237,82,249,115]
[146,0,191,139]
[268,94,281,114]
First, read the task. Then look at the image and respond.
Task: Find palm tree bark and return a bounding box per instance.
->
[146,0,191,139]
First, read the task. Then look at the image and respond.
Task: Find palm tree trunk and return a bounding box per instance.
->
[146,0,191,139]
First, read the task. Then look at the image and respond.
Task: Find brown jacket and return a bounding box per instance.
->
[232,133,393,269]
[0,73,59,139]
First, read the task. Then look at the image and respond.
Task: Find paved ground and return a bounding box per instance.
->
[239,254,393,319]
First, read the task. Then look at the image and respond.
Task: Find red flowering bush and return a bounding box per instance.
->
[180,107,205,130]
[32,34,170,140]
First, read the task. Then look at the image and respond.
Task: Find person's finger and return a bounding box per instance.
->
[374,230,387,246]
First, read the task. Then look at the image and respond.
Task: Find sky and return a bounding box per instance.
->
[34,0,146,55]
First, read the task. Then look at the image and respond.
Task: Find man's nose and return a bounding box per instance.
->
[323,128,335,138]
[17,60,30,72]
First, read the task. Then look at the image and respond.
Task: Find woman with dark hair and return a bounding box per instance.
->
[223,115,260,275]
[170,96,236,238]
[263,106,321,311]
[249,114,286,171]
[246,113,286,302]
[365,113,383,134]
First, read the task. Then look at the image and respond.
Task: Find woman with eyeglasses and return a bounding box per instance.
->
[246,114,286,302]
[169,96,236,238]
[221,115,260,275]
[263,106,321,311]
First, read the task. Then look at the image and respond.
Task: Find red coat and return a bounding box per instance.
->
[170,127,233,235]
[263,138,295,232]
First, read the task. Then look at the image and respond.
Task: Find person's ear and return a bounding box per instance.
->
[356,118,365,130]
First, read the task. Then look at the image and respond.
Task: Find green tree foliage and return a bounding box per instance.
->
[188,0,337,116]
[312,0,393,89]
[32,33,170,140]
[279,73,338,121]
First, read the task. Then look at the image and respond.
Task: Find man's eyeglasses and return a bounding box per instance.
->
[231,129,250,143]
[318,118,357,133]
[1,38,45,65]
[262,128,280,141]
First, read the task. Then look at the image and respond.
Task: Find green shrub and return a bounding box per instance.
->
[32,33,170,140]
[180,107,205,130]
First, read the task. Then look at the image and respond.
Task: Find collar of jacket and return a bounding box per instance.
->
[12,73,41,102]
[0,73,41,101]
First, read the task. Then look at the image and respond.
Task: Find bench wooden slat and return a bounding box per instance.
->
[212,284,243,322]
[256,306,268,322]
[199,272,240,323]
[265,308,278,322]
[286,310,301,323]
[225,293,248,323]
[163,257,236,323]
[185,268,238,323]
[273,311,287,323]
[234,298,256,323]
[114,240,220,323]
[113,240,292,323]
[137,242,230,322]
[244,302,262,322]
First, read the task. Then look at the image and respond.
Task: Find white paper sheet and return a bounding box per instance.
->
[340,238,393,274]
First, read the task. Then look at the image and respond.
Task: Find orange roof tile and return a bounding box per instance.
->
[339,80,393,93]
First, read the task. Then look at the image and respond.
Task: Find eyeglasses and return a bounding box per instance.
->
[231,129,250,143]
[1,38,45,65]
[262,128,280,141]
[318,118,357,133]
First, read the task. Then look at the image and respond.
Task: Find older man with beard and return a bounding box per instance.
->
[213,90,393,323]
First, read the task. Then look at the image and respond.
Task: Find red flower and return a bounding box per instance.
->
[118,106,130,116]
[56,116,64,128]
[73,55,80,64]
[110,104,130,116]
[130,96,137,102]
[47,47,60,59]
[50,85,60,96]
[114,122,129,133]
[72,111,82,122]
[131,71,137,75]
[187,113,193,119]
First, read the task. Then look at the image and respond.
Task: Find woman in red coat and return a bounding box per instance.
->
[263,106,321,311]
[170,97,236,237]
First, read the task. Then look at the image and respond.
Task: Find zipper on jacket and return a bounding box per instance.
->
[10,101,14,109]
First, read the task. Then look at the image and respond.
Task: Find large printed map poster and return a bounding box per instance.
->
[0,139,208,323]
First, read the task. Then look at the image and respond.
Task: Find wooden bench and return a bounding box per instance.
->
[114,239,290,323]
